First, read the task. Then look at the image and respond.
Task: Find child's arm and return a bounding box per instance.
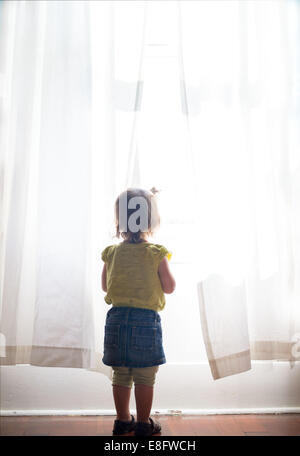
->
[158,257,176,294]
[101,264,107,292]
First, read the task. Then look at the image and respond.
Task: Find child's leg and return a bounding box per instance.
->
[112,367,133,421]
[133,366,159,423]
[134,384,154,423]
[113,386,132,422]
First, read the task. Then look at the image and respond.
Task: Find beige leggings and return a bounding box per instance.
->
[112,365,159,388]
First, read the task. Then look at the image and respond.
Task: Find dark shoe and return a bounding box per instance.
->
[134,417,161,436]
[112,414,136,435]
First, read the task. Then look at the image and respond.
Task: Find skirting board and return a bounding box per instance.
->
[1,407,300,416]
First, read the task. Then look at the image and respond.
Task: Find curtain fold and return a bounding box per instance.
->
[0,0,98,371]
[179,0,300,379]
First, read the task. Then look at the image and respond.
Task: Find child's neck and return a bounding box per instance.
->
[123,238,149,244]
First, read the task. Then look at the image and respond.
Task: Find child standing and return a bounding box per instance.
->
[101,187,176,436]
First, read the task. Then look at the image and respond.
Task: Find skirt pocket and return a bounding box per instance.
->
[130,326,157,351]
[104,324,120,348]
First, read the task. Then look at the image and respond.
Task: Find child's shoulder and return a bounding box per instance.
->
[101,244,117,262]
[147,242,166,251]
[101,242,172,263]
[147,243,172,262]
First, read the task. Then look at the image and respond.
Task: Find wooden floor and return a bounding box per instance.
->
[1,414,300,436]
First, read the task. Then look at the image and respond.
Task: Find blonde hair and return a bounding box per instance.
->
[114,187,160,243]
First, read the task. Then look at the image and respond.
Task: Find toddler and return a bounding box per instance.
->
[101,187,175,436]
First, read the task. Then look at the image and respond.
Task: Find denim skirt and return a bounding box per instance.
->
[102,306,166,368]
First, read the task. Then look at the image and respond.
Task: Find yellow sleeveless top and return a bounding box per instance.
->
[101,242,172,312]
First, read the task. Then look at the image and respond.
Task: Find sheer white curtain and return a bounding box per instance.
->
[1,0,299,385]
[0,0,146,378]
[178,0,300,379]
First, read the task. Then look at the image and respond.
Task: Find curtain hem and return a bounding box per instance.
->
[207,341,297,380]
[0,345,111,377]
[209,349,251,380]
[250,341,296,361]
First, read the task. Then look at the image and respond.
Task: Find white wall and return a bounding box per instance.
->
[1,361,300,415]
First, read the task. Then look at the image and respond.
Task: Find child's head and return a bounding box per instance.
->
[114,187,160,243]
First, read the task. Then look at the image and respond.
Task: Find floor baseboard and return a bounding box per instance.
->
[1,407,300,416]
